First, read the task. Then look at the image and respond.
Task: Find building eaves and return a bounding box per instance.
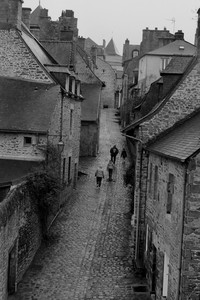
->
[146,111,200,161]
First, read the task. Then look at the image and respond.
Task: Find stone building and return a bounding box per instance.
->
[144,113,200,299]
[122,8,200,299]
[120,27,179,127]
[29,5,104,157]
[0,0,83,297]
[84,37,120,108]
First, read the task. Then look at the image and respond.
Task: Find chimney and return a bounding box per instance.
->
[77,36,85,50]
[90,45,97,64]
[103,39,106,48]
[22,7,31,29]
[174,30,184,40]
[0,0,23,30]
[30,24,40,40]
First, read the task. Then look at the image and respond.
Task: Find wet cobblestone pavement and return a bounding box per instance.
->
[11,109,149,300]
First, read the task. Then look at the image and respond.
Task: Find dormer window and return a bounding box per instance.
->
[65,75,70,92]
[179,46,184,50]
[161,58,169,70]
[75,80,81,97]
[69,76,75,94]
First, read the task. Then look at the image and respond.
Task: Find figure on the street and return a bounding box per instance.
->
[107,160,115,181]
[95,166,104,187]
[110,145,119,164]
[121,148,127,162]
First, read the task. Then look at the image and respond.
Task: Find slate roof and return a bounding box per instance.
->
[30,5,43,25]
[0,77,60,133]
[146,39,196,56]
[147,112,200,161]
[81,84,101,121]
[0,159,41,184]
[105,38,120,56]
[22,29,57,66]
[161,56,194,74]
[41,41,74,66]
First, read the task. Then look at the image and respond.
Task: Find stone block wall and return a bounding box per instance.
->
[0,30,51,82]
[0,183,42,300]
[80,122,98,156]
[145,152,185,299]
[0,133,46,161]
[181,154,200,299]
[49,95,81,197]
[140,60,200,144]
[95,58,115,108]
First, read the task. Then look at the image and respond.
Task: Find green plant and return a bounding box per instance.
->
[26,143,61,239]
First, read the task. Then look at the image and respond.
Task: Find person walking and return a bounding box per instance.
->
[107,160,115,181]
[95,166,104,187]
[110,145,119,164]
[121,148,127,162]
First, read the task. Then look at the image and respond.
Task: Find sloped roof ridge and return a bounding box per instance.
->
[76,45,104,86]
[105,38,120,56]
[122,56,197,133]
[146,107,200,147]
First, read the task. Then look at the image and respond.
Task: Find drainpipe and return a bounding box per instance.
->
[177,162,188,300]
[121,132,144,261]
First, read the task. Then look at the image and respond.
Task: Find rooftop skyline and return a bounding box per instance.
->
[25,0,200,55]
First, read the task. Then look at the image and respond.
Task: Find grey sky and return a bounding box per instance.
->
[25,0,200,54]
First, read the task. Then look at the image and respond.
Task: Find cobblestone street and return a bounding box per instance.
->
[12,108,148,300]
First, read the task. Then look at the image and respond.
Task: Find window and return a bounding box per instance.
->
[62,158,66,184]
[69,109,73,135]
[149,163,153,195]
[24,136,32,146]
[162,252,169,296]
[65,75,69,92]
[153,165,158,200]
[161,58,169,70]
[166,173,174,214]
[132,50,139,58]
[68,156,71,183]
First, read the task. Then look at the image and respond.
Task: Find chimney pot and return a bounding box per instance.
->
[174,30,184,40]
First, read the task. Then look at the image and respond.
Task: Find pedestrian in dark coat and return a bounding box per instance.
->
[121,148,127,161]
[110,145,119,164]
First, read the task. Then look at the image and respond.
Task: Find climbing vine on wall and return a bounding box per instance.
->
[25,143,61,239]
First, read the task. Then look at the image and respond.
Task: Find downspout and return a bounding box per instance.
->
[121,133,144,261]
[177,162,188,300]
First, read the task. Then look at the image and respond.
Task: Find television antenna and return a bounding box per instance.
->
[166,17,176,33]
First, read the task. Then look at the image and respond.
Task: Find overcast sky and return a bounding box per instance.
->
[25,0,200,55]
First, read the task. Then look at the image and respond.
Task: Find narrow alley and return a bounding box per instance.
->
[12,109,147,300]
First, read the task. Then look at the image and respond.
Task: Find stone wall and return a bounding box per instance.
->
[48,96,81,197]
[140,59,200,144]
[0,183,42,300]
[95,57,115,108]
[181,154,200,299]
[0,29,51,82]
[0,133,46,161]
[80,122,98,156]
[144,152,185,299]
